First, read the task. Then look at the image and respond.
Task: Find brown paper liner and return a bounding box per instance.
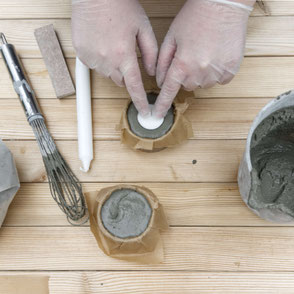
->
[117,91,194,151]
[85,184,169,264]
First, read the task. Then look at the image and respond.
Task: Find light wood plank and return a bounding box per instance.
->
[5,140,244,183]
[5,182,275,227]
[0,57,292,99]
[0,98,270,140]
[0,58,153,99]
[1,271,294,294]
[0,17,294,58]
[0,0,291,18]
[45,271,294,294]
[41,271,294,294]
[252,0,294,16]
[0,226,294,271]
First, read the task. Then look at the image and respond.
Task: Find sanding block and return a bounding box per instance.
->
[34,24,75,98]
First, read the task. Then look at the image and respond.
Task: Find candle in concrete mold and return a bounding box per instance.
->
[127,93,174,139]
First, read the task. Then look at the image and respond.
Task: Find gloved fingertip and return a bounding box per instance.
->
[145,64,156,77]
[154,112,165,120]
[150,67,156,77]
[152,106,165,119]
[116,82,125,88]
[135,99,152,118]
[156,74,164,89]
[113,79,125,87]
[140,111,152,118]
[138,107,151,118]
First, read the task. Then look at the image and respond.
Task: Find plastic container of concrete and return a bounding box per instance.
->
[238,90,294,222]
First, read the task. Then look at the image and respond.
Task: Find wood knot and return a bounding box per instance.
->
[20,147,26,154]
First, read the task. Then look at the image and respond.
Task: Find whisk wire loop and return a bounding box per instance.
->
[30,118,87,222]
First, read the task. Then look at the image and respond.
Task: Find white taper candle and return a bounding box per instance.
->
[75,57,93,172]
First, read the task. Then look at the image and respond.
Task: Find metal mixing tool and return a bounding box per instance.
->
[0,33,88,224]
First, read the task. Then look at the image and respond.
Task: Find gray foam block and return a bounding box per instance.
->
[34,24,75,98]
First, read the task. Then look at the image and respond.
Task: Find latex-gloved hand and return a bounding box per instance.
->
[72,0,158,116]
[154,0,255,118]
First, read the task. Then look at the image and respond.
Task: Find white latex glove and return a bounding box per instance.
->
[154,0,255,118]
[72,0,158,116]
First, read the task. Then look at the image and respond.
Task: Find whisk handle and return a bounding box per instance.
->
[0,33,42,123]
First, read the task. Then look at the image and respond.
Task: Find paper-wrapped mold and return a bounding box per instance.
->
[85,184,169,263]
[238,90,294,222]
[0,139,20,227]
[117,91,193,151]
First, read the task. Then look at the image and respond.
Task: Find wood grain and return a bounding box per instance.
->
[0,0,291,19]
[1,271,294,294]
[0,17,294,58]
[1,226,294,271]
[0,58,152,99]
[0,57,293,99]
[5,140,244,183]
[45,271,294,294]
[4,182,277,227]
[0,0,294,294]
[0,0,293,292]
[0,98,270,140]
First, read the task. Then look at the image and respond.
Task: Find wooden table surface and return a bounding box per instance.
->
[1,0,294,293]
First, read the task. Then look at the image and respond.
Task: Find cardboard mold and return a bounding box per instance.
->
[85,184,169,263]
[117,91,194,152]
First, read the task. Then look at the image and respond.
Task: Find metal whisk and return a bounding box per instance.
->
[0,33,87,224]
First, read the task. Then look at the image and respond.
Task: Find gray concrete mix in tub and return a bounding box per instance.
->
[249,107,294,217]
[100,189,152,239]
[127,93,174,139]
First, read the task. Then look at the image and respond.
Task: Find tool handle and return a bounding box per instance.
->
[0,33,42,123]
